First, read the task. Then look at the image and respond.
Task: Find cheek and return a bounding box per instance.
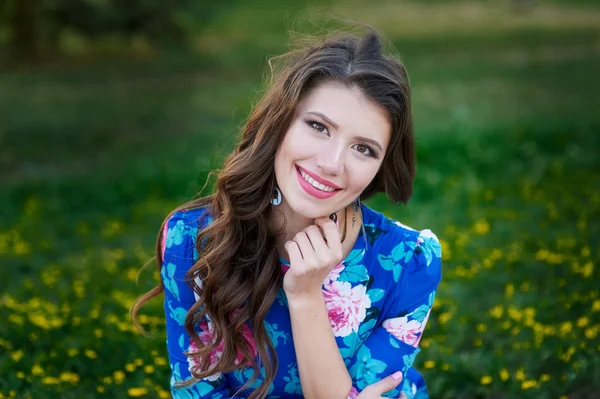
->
[277,125,312,160]
[347,162,381,191]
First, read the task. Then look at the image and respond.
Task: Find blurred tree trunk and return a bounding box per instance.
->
[9,0,39,61]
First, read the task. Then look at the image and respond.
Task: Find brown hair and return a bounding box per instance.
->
[131,26,415,399]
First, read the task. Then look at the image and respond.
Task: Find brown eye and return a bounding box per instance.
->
[307,120,329,135]
[352,143,375,157]
[312,122,327,134]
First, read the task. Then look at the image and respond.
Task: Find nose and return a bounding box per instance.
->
[316,143,344,177]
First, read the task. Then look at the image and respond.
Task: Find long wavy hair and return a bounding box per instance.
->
[132,26,415,399]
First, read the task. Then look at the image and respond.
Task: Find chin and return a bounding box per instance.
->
[288,199,332,219]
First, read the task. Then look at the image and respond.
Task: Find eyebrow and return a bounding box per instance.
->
[306,111,384,152]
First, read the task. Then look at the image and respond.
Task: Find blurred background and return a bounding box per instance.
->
[0,0,599,398]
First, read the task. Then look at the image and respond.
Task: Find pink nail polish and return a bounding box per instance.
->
[392,371,403,380]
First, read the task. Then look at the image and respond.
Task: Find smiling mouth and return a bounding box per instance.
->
[296,166,340,192]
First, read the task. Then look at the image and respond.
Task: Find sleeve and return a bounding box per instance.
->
[161,210,246,399]
[346,229,442,399]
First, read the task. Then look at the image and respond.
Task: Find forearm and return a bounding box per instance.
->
[288,293,352,399]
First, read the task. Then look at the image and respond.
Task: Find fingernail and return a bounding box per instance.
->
[392,371,403,380]
[329,213,338,224]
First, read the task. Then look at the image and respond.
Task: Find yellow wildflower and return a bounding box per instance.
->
[154,357,167,366]
[32,364,44,376]
[41,376,60,385]
[113,370,126,384]
[480,376,492,385]
[11,350,24,362]
[128,387,149,397]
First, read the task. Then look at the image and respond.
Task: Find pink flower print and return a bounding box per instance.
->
[382,316,424,348]
[347,386,359,399]
[188,315,257,380]
[323,262,345,285]
[280,263,290,276]
[322,281,371,337]
[188,319,223,381]
[230,309,258,364]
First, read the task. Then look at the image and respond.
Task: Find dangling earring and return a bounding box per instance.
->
[352,196,369,249]
[352,197,360,227]
[271,186,282,206]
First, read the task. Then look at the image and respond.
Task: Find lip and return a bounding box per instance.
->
[296,166,341,200]
[296,165,342,189]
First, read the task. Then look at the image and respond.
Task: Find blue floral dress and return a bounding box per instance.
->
[161,203,442,399]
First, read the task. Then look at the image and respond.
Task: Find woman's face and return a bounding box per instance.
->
[274,81,391,219]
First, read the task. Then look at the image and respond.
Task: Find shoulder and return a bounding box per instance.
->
[363,205,442,281]
[161,206,213,264]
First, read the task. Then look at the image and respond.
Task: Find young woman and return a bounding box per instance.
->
[133,27,442,399]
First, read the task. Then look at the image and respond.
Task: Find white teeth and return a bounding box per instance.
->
[299,168,336,192]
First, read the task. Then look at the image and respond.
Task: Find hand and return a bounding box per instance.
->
[283,216,343,300]
[355,372,407,399]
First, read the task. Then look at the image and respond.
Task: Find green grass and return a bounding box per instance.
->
[1,1,599,398]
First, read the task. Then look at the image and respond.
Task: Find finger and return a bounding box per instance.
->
[303,225,330,258]
[293,232,317,267]
[362,371,403,396]
[314,217,343,261]
[284,240,303,269]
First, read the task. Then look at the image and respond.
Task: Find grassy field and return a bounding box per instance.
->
[1,1,599,398]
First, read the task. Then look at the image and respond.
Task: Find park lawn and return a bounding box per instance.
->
[0,1,599,398]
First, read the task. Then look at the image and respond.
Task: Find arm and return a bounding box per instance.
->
[284,218,353,399]
[349,229,442,399]
[288,294,353,399]
[161,210,246,399]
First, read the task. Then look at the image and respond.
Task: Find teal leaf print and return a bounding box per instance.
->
[402,349,420,369]
[265,321,289,347]
[196,381,216,396]
[178,333,184,350]
[418,230,442,267]
[340,333,358,363]
[339,265,369,283]
[167,300,187,326]
[351,346,388,385]
[345,248,366,266]
[408,304,430,324]
[389,335,400,349]
[161,263,180,301]
[343,332,359,350]
[166,219,187,249]
[428,291,436,307]
[171,363,196,399]
[233,367,272,393]
[367,288,385,304]
[283,364,302,395]
[340,346,354,364]
[378,240,415,282]
[358,318,377,336]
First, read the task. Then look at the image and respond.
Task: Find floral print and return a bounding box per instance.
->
[162,204,442,398]
[382,316,424,348]
[323,280,371,337]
